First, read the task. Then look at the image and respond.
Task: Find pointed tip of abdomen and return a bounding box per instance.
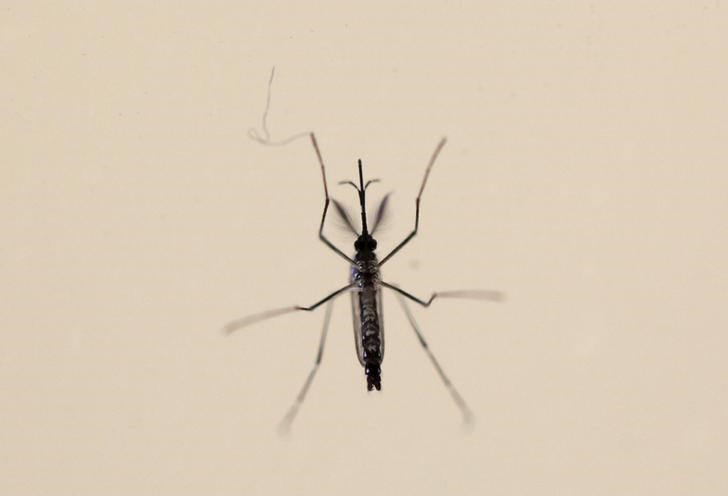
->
[365,362,382,391]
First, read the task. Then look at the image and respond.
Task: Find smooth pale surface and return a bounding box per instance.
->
[2,2,727,495]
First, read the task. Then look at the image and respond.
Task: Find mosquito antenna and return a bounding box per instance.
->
[364,179,380,189]
[338,180,360,191]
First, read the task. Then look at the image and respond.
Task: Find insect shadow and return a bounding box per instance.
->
[225,68,504,434]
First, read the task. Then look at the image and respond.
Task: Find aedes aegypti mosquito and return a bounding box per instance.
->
[225,69,503,432]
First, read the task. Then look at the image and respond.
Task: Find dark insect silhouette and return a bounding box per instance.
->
[225,68,503,433]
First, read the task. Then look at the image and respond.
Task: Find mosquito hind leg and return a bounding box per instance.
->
[278,300,335,435]
[380,281,504,308]
[395,294,474,426]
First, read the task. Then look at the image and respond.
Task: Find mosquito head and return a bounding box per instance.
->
[365,362,382,391]
[354,234,377,253]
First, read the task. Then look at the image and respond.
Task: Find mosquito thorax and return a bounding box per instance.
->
[352,235,380,284]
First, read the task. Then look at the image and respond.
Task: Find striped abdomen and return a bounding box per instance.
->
[351,284,384,391]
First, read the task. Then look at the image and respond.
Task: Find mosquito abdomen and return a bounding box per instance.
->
[365,361,381,391]
[358,287,383,391]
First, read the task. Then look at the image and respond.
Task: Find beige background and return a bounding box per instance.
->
[2,2,727,495]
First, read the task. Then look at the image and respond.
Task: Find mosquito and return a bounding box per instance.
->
[225,69,503,433]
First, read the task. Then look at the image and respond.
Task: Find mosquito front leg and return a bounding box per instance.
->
[310,133,356,264]
[248,68,354,265]
[380,281,503,308]
[223,283,354,334]
[378,137,447,267]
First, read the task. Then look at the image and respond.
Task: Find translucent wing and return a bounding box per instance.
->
[331,198,359,235]
[370,193,392,235]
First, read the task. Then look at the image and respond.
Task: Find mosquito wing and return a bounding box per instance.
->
[370,192,392,235]
[331,198,359,236]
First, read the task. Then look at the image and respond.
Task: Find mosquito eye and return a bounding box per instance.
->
[354,239,363,250]
[369,239,377,250]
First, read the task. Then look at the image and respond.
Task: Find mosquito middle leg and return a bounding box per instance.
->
[223,283,354,334]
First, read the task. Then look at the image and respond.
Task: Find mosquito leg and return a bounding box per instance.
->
[395,294,474,426]
[278,300,334,435]
[248,68,354,264]
[310,133,356,264]
[247,68,310,146]
[378,137,447,267]
[223,283,354,334]
[380,281,504,308]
